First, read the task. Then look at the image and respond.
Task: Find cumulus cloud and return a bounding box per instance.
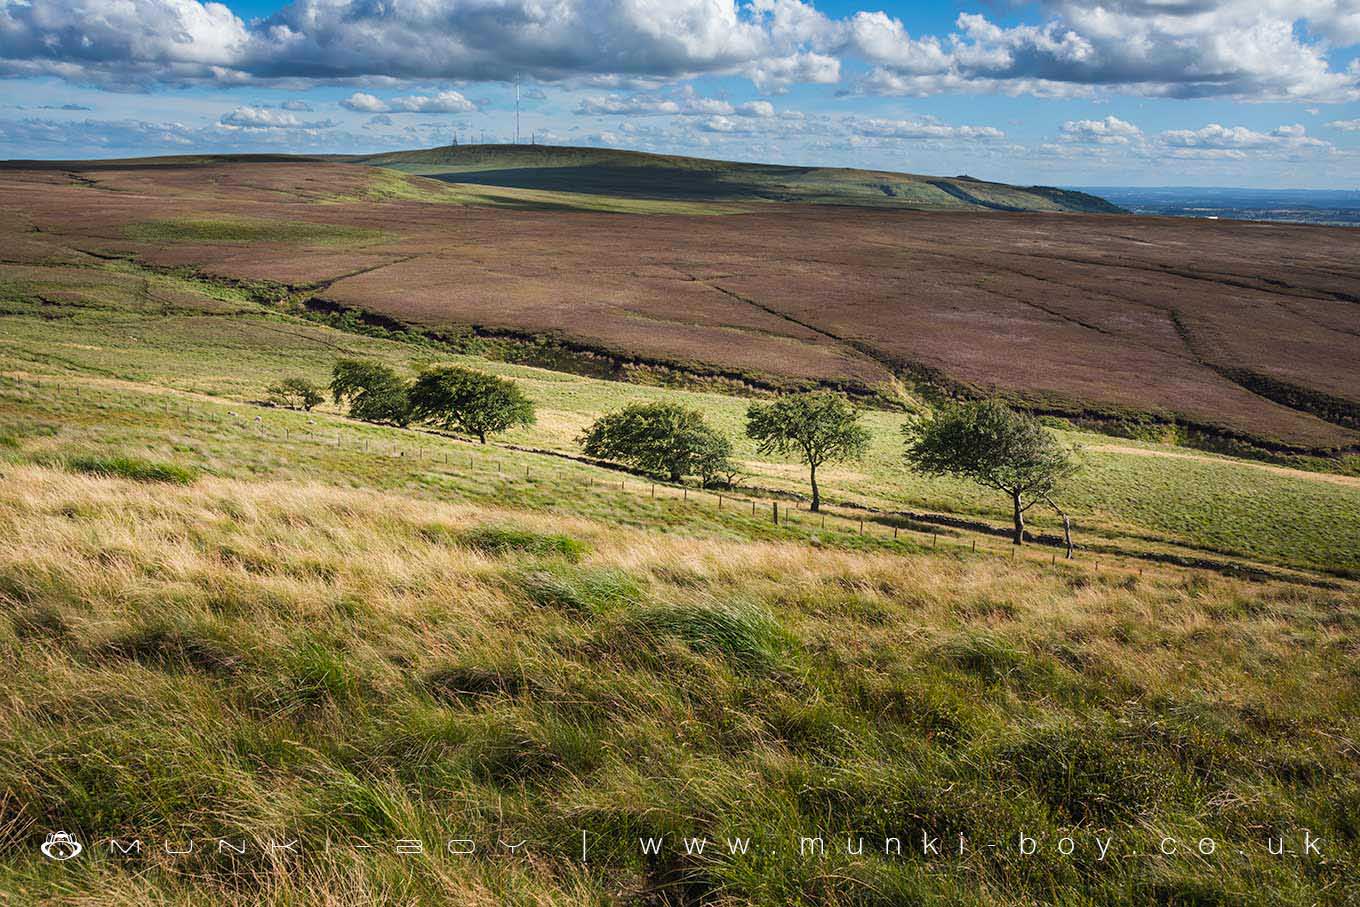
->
[218,105,336,130]
[2,0,1358,104]
[577,88,780,118]
[340,91,477,114]
[1048,117,1335,162]
[0,0,784,86]
[1157,122,1329,158]
[1060,116,1143,145]
[1328,118,1360,131]
[847,116,1005,141]
[280,99,313,111]
[0,115,360,154]
[845,2,1360,102]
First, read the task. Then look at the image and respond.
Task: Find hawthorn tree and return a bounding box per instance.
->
[408,365,535,443]
[579,401,733,484]
[904,399,1077,551]
[329,359,411,426]
[266,376,323,411]
[745,391,869,512]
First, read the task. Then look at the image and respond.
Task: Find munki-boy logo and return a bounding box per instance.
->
[40,832,82,861]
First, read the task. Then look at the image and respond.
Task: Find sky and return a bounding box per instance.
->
[2,0,1360,187]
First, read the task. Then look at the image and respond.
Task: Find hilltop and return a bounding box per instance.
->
[351,143,1125,214]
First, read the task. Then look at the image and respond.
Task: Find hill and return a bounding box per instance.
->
[1,252,1357,904]
[351,144,1125,214]
[0,157,1356,455]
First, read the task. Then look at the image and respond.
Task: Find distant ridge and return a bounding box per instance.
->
[350,144,1125,215]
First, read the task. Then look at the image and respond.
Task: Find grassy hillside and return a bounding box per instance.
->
[353,144,1125,214]
[1,245,1357,905]
[3,257,1358,577]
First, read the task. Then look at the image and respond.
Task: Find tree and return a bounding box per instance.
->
[266,376,323,411]
[408,365,535,443]
[745,391,870,512]
[578,402,732,484]
[329,359,411,426]
[903,399,1078,550]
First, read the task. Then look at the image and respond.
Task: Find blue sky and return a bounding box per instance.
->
[3,0,1360,187]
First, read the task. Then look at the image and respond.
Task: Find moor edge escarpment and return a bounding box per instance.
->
[350,143,1126,213]
[0,153,1356,454]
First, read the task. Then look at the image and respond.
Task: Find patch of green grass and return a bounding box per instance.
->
[453,525,589,561]
[66,454,197,484]
[620,599,794,668]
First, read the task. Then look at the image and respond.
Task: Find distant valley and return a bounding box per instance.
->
[1081,186,1360,227]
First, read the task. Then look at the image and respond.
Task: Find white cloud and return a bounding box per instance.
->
[1327,118,1360,131]
[1060,116,1144,145]
[1,0,1358,105]
[737,100,775,118]
[1158,123,1327,152]
[577,89,778,118]
[341,90,477,114]
[846,2,1360,102]
[218,106,329,129]
[848,116,1005,141]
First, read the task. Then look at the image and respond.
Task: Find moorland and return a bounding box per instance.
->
[0,146,1358,906]
[3,146,1358,456]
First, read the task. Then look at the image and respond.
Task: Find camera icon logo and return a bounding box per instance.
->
[40,831,83,861]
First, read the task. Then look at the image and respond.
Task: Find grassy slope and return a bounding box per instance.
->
[353,144,1125,214]
[1,257,1358,906]
[2,259,1357,578]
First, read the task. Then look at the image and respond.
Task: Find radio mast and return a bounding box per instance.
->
[514,74,521,144]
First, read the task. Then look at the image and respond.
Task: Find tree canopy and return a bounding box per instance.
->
[266,376,322,411]
[329,359,411,426]
[408,365,535,443]
[745,391,870,511]
[904,399,1077,547]
[579,401,733,484]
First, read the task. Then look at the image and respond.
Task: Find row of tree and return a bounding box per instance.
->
[579,392,1076,549]
[275,360,1076,548]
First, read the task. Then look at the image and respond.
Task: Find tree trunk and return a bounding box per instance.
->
[478,431,487,444]
[669,468,682,483]
[809,463,820,513]
[1011,491,1025,545]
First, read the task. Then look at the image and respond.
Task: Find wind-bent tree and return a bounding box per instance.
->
[408,365,535,443]
[904,399,1078,551]
[329,358,411,426]
[745,391,870,512]
[579,401,733,484]
[266,376,323,411]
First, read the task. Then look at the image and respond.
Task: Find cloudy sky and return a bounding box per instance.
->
[2,0,1360,186]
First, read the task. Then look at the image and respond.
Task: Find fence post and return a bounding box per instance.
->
[718,494,723,510]
[683,488,688,502]
[859,517,864,534]
[772,502,779,525]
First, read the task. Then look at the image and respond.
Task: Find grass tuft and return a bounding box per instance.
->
[621,599,794,668]
[66,454,197,484]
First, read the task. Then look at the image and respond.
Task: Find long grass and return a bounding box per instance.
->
[0,466,1356,905]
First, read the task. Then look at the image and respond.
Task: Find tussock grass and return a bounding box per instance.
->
[0,465,1355,904]
[65,454,197,485]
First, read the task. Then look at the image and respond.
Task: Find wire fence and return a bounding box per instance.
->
[15,378,1143,576]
